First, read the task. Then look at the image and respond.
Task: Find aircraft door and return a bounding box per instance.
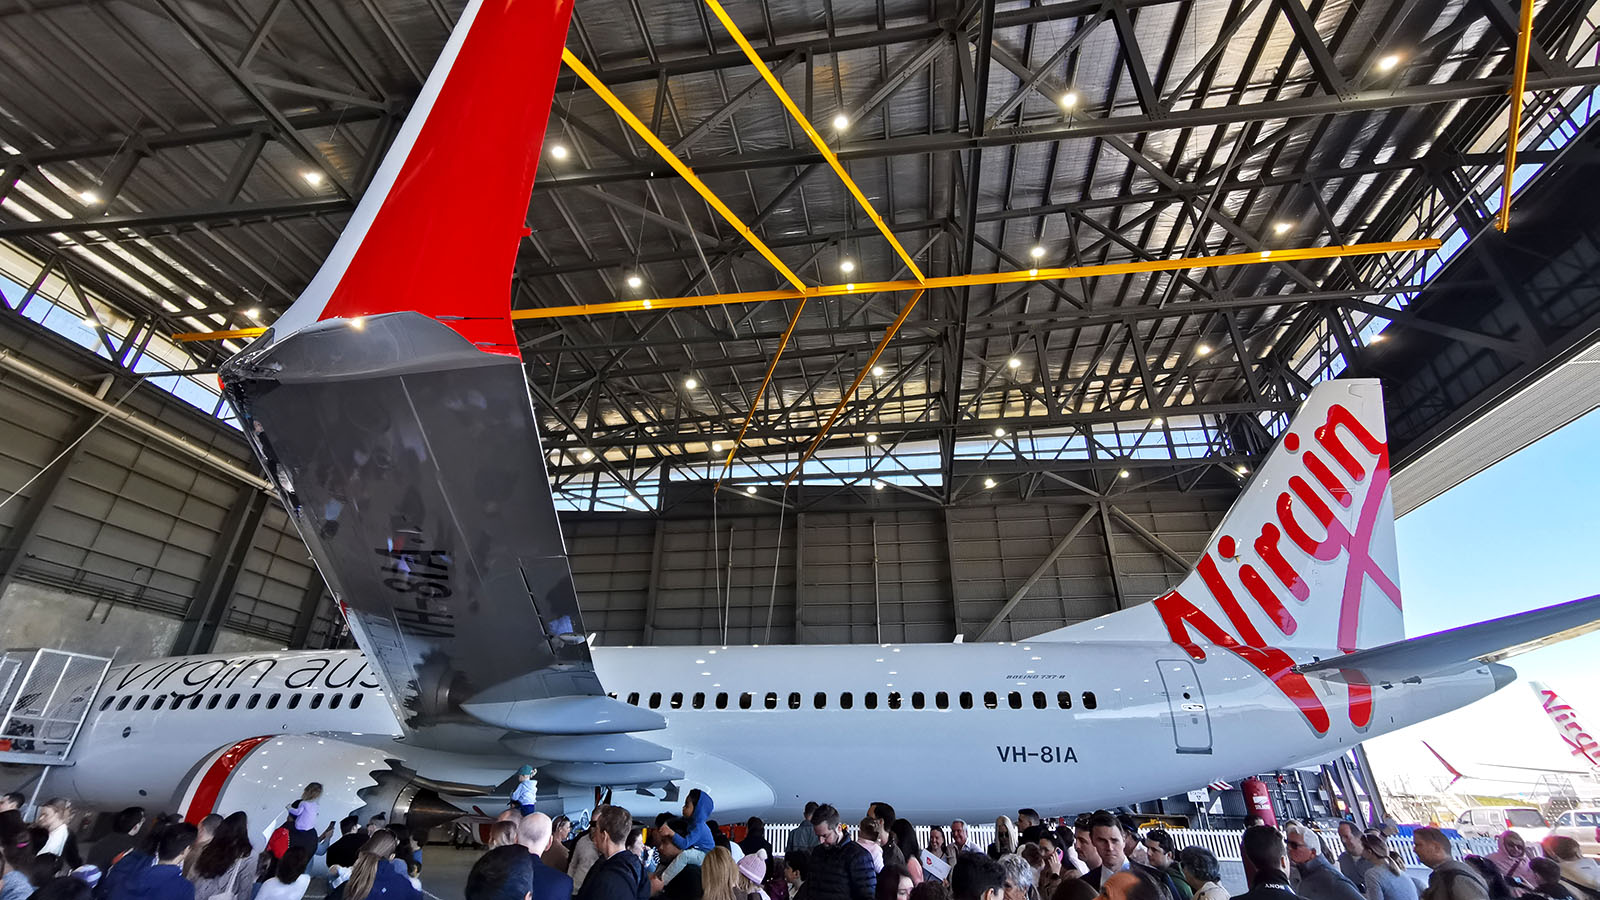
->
[1156,658,1212,754]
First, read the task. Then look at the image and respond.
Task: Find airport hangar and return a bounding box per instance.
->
[1,0,1600,823]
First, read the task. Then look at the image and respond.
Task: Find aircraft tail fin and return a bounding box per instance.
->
[1531,680,1600,769]
[1035,378,1405,654]
[1421,740,1466,788]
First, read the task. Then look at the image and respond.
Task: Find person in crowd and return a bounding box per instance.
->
[577,805,647,900]
[786,851,809,900]
[911,881,950,900]
[653,820,704,900]
[183,816,220,883]
[1102,867,1171,900]
[891,822,924,885]
[738,852,774,900]
[1,833,33,900]
[1463,858,1515,900]
[926,829,951,872]
[1487,833,1536,898]
[255,846,310,900]
[469,845,534,900]
[875,866,914,900]
[512,765,539,816]
[1413,827,1488,900]
[1117,817,1148,868]
[1526,859,1573,900]
[328,816,368,871]
[187,811,253,900]
[868,808,897,835]
[867,817,900,872]
[951,853,1006,900]
[1177,846,1226,900]
[0,796,21,816]
[517,813,576,900]
[387,824,422,879]
[35,799,82,869]
[673,791,716,858]
[1235,826,1304,900]
[856,821,885,874]
[654,818,707,894]
[328,832,418,900]
[1034,836,1070,897]
[1336,825,1373,889]
[951,824,982,858]
[1051,880,1098,900]
[89,808,145,874]
[1084,813,1180,900]
[998,854,1040,900]
[546,817,574,873]
[704,847,747,900]
[572,815,607,893]
[790,807,823,857]
[991,819,1018,861]
[709,822,744,863]
[1285,824,1363,900]
[33,876,95,900]
[806,805,875,900]
[1071,819,1100,876]
[1358,832,1417,900]
[1540,838,1599,896]
[742,820,773,861]
[283,783,321,857]
[1140,832,1190,900]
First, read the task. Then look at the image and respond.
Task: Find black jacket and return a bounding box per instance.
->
[578,850,651,900]
[1087,862,1187,900]
[806,841,876,900]
[1233,872,1309,900]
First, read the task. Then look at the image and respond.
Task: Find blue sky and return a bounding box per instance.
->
[1364,405,1600,788]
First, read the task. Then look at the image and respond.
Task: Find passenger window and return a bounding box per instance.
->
[691,693,704,710]
[983,692,998,709]
[607,692,617,700]
[100,696,115,711]
[840,692,853,710]
[912,692,925,710]
[788,692,801,710]
[225,694,239,709]
[739,693,753,710]
[207,695,221,710]
[670,692,683,709]
[310,693,324,709]
[813,692,827,709]
[1082,691,1097,709]
[865,692,879,710]
[888,692,902,710]
[1058,691,1073,709]
[247,694,260,709]
[960,692,973,710]
[1033,691,1047,710]
[627,692,640,706]
[188,694,202,710]
[117,696,131,711]
[330,693,343,709]
[288,694,301,709]
[765,693,778,710]
[350,694,363,709]
[715,693,728,710]
[935,691,949,709]
[153,695,166,710]
[134,696,148,710]
[649,693,662,709]
[1008,692,1022,709]
[267,693,280,709]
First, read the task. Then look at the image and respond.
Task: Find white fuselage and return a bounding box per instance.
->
[62,639,1504,822]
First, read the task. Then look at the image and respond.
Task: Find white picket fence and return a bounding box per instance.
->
[758,824,1498,866]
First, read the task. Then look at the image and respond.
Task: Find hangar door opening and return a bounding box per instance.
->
[1157,658,1213,754]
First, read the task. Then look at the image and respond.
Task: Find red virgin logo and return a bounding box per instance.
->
[1153,402,1400,735]
[1541,690,1600,765]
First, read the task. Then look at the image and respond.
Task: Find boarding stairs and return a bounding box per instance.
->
[0,647,111,768]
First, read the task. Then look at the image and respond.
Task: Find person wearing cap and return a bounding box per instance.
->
[739,852,772,900]
[470,845,536,900]
[578,805,650,900]
[511,766,539,816]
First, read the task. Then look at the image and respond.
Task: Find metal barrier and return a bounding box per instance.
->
[0,648,110,762]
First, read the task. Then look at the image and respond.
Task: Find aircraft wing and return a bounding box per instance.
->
[1295,593,1600,685]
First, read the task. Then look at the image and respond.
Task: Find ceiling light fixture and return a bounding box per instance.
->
[1235,465,1249,475]
[1059,91,1079,109]
[1151,416,1164,426]
[302,170,325,186]
[993,427,1006,438]
[840,259,856,274]
[81,316,98,329]
[871,365,885,377]
[684,377,699,390]
[1119,469,1131,479]
[866,433,878,444]
[745,485,757,495]
[711,442,723,452]
[983,477,996,489]
[78,190,100,205]
[1272,221,1292,235]
[1029,245,1046,259]
[832,113,849,131]
[550,144,569,159]
[1196,343,1212,356]
[874,481,885,491]
[1007,356,1022,369]
[626,274,643,289]
[1377,53,1402,72]
[579,449,594,462]
[245,307,261,320]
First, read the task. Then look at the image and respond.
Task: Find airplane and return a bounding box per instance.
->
[1532,681,1600,773]
[26,0,1600,847]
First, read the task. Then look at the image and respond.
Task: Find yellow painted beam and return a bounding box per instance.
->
[714,295,811,491]
[1497,0,1536,233]
[560,48,808,292]
[700,0,926,283]
[172,240,1440,342]
[784,290,927,486]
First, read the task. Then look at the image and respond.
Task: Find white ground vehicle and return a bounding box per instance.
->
[1454,806,1550,842]
[1550,808,1600,856]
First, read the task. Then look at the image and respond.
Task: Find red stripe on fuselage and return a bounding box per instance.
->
[184,735,273,824]
[316,0,576,356]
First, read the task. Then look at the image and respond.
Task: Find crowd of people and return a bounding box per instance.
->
[1,784,1598,900]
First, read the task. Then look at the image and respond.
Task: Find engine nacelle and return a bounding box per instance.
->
[172,735,460,846]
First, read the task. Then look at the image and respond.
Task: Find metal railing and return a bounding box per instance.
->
[0,648,111,762]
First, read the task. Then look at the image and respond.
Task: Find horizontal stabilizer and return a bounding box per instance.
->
[1296,593,1600,685]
